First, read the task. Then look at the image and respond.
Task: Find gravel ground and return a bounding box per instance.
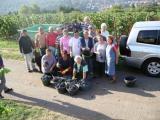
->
[2,59,160,120]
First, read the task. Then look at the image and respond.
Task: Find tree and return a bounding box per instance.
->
[18,4,40,15]
[0,17,18,38]
[110,5,124,12]
[18,5,30,15]
[31,4,41,14]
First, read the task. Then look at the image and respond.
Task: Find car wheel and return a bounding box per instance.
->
[143,58,160,77]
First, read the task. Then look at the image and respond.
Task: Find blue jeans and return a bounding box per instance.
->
[0,72,8,94]
[49,46,56,56]
[40,48,46,56]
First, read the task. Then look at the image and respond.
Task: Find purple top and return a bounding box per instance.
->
[41,55,57,73]
[0,56,4,69]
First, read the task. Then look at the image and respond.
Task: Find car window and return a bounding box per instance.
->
[158,31,160,45]
[137,30,158,45]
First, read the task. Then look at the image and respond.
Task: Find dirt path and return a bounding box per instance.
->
[3,59,160,120]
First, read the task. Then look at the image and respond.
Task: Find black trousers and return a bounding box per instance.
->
[95,61,105,76]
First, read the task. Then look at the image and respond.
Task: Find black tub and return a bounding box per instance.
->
[124,76,137,87]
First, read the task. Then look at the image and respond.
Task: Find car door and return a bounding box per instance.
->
[129,29,159,60]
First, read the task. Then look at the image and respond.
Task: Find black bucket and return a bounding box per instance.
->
[124,76,137,87]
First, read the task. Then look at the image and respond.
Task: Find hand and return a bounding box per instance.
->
[95,52,100,55]
[60,51,64,55]
[70,52,73,57]
[86,47,90,50]
[61,70,66,75]
[116,59,118,65]
[56,63,60,68]
[72,77,76,80]
[49,67,53,72]
[82,48,86,51]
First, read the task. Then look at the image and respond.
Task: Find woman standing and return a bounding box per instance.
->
[101,23,109,39]
[105,35,119,83]
[60,29,71,56]
[94,35,107,76]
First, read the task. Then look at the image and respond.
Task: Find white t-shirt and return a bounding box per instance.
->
[94,42,107,63]
[69,37,81,57]
[101,31,109,39]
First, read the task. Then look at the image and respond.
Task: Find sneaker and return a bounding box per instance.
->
[106,74,110,78]
[4,88,13,93]
[110,79,116,84]
[33,68,38,72]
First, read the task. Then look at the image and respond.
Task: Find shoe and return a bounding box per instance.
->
[110,80,116,84]
[0,94,4,99]
[106,74,110,78]
[89,72,94,78]
[4,88,13,93]
[28,70,33,73]
[33,68,38,72]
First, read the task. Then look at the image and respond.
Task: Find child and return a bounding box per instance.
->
[0,55,13,98]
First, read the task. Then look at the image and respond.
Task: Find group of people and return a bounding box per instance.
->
[18,16,119,86]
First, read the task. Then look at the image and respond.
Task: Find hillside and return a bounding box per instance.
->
[0,0,158,14]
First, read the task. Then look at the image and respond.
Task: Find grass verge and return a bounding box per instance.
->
[0,99,77,120]
[0,39,23,60]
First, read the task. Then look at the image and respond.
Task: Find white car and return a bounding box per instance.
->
[120,21,160,77]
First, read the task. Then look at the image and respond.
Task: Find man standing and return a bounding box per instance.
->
[35,27,47,56]
[19,30,37,72]
[80,30,94,76]
[45,27,58,56]
[55,27,63,59]
[0,55,13,98]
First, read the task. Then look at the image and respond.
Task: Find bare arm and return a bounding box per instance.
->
[94,43,99,54]
[50,62,56,71]
[72,71,76,79]
[83,72,87,80]
[50,57,57,71]
[45,35,49,48]
[35,34,39,48]
[60,41,63,54]
[113,46,119,64]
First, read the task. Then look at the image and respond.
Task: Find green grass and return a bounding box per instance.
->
[0,38,23,60]
[0,100,76,120]
[0,100,43,120]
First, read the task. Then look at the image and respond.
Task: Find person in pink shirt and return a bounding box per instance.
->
[60,29,71,56]
[45,27,58,56]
